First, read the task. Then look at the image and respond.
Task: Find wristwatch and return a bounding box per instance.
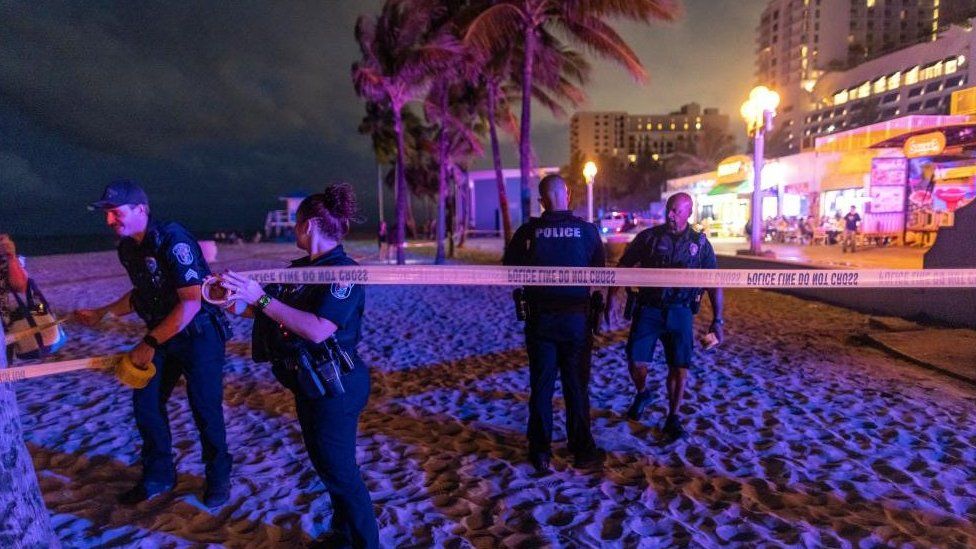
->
[142,334,161,349]
[711,318,725,325]
[256,294,272,311]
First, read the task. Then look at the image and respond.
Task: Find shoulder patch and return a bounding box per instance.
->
[172,242,194,266]
[330,282,353,300]
[184,268,199,282]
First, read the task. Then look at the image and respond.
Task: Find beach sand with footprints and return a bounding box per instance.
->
[10,241,976,547]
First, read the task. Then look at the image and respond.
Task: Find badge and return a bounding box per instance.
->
[145,257,158,273]
[172,242,194,266]
[331,282,353,299]
[184,268,199,281]
[689,243,699,256]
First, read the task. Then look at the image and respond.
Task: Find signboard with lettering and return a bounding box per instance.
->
[903,132,946,158]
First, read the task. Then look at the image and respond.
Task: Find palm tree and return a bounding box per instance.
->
[667,126,739,177]
[468,37,590,242]
[0,323,59,547]
[465,0,681,224]
[353,0,459,264]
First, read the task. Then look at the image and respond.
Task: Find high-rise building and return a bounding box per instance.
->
[755,0,976,153]
[569,103,729,164]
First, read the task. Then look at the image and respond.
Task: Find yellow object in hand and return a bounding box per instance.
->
[115,354,156,389]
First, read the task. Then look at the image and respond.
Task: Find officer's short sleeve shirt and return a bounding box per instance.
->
[159,225,208,288]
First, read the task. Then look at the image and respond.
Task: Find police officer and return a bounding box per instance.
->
[503,174,606,474]
[219,183,378,548]
[616,192,725,444]
[75,179,232,506]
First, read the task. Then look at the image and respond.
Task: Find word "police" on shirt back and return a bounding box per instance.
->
[535,227,581,238]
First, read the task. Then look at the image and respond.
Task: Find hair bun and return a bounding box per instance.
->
[323,182,358,220]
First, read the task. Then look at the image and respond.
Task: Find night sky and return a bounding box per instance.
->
[0,1,764,244]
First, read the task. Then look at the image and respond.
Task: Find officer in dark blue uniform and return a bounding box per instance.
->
[616,192,725,443]
[503,174,606,474]
[76,179,232,506]
[218,183,378,549]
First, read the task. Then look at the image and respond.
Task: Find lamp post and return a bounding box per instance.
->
[583,161,597,223]
[740,85,780,256]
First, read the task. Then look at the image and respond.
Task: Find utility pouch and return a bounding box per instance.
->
[512,288,527,321]
[623,289,637,321]
[295,348,329,399]
[690,289,705,315]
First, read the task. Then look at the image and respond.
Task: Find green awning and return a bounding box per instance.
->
[708,181,748,196]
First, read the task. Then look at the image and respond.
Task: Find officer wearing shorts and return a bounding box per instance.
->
[503,174,606,474]
[617,192,724,443]
[76,180,232,506]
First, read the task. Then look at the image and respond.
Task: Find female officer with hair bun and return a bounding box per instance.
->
[218,183,378,548]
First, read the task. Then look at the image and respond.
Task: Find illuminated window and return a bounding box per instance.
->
[834,89,849,104]
[683,123,689,130]
[905,66,919,85]
[866,0,875,6]
[657,123,663,130]
[887,71,901,89]
[858,81,871,98]
[670,123,676,130]
[873,78,886,94]
[849,87,859,100]
[695,122,702,130]
[959,54,966,66]
[646,123,652,130]
[946,58,958,74]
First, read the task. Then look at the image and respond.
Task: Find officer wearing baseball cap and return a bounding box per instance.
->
[76,179,233,507]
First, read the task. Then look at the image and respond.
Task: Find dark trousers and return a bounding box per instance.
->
[133,318,231,486]
[524,311,597,458]
[294,363,378,549]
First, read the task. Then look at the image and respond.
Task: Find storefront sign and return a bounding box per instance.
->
[904,132,946,158]
[716,155,751,184]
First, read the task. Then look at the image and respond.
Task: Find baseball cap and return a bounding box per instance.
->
[88,179,150,210]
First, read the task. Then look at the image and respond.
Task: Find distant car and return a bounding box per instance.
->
[600,211,635,234]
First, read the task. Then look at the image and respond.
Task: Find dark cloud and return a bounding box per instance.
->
[0,0,765,243]
[0,1,382,156]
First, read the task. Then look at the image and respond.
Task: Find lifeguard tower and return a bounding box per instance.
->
[264,190,309,238]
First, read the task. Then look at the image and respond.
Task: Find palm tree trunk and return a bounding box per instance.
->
[435,89,449,264]
[518,27,536,224]
[0,323,59,547]
[487,82,513,243]
[393,104,408,265]
[458,180,469,248]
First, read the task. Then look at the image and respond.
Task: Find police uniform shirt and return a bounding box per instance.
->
[503,210,605,307]
[118,219,216,328]
[618,224,717,307]
[252,245,365,362]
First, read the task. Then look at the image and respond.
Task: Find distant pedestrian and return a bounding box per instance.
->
[842,206,861,253]
[377,221,388,260]
[1,234,29,361]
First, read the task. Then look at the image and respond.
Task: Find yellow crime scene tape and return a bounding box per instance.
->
[5,264,975,385]
[233,265,976,289]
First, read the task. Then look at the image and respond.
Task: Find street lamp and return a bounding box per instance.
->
[740,85,780,256]
[583,161,598,223]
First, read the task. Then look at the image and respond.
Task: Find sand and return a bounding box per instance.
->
[9,241,976,547]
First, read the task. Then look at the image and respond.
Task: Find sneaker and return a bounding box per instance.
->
[203,479,231,508]
[626,390,653,420]
[660,416,688,444]
[117,481,174,505]
[574,448,606,470]
[529,453,551,475]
